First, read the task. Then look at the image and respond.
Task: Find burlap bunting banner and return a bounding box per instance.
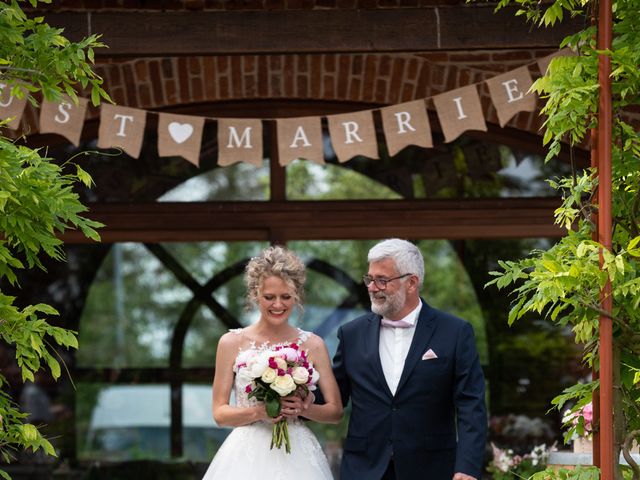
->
[433,85,487,143]
[158,113,205,167]
[217,118,263,167]
[276,117,324,166]
[485,66,536,128]
[380,100,433,156]
[327,110,379,163]
[0,82,28,130]
[1,53,573,167]
[39,96,89,146]
[97,104,147,159]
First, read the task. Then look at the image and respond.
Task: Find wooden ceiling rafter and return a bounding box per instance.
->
[62,198,565,244]
[42,7,583,57]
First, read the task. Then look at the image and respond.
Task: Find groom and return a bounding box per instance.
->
[333,238,487,480]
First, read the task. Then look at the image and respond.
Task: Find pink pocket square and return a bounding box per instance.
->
[422,348,438,360]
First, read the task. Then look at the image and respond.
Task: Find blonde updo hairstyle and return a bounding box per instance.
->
[244,246,306,315]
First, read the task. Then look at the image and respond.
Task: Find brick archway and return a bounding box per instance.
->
[90,53,544,133]
[17,52,550,142]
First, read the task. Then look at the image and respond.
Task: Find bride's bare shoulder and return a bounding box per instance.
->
[218,328,246,350]
[301,332,327,352]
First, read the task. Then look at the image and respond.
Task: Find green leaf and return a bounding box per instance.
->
[74,164,93,187]
[41,438,57,457]
[265,393,281,418]
[45,355,61,379]
[628,236,640,256]
[21,423,39,442]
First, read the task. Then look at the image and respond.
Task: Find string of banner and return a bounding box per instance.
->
[0,50,568,167]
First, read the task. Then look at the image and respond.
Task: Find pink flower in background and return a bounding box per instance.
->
[581,402,593,432]
[563,401,593,436]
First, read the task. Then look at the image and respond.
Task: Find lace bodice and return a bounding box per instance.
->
[230,328,311,408]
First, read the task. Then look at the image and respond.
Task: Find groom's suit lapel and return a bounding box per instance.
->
[365,314,394,399]
[395,300,437,395]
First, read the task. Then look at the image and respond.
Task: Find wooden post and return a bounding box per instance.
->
[597,0,613,475]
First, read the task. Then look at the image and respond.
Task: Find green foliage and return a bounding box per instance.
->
[475,0,640,471]
[550,381,598,442]
[0,0,106,474]
[0,0,111,105]
[533,52,599,162]
[530,465,600,480]
[492,0,590,27]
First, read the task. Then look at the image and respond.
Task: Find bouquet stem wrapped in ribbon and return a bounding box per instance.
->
[237,343,319,453]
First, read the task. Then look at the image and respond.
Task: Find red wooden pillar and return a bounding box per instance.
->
[597,0,614,475]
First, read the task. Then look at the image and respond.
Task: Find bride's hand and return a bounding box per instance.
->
[270,413,284,423]
[280,394,307,418]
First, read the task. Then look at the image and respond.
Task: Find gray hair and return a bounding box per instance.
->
[368,238,424,286]
[244,245,306,311]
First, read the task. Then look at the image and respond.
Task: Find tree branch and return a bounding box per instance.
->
[622,430,640,480]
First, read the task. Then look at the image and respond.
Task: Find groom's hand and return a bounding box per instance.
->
[453,473,477,480]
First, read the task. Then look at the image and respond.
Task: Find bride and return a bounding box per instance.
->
[202,246,343,479]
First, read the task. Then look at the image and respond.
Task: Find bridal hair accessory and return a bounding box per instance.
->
[235,343,319,453]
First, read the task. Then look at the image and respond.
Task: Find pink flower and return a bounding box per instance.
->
[565,401,593,433]
[581,403,593,431]
[245,385,252,393]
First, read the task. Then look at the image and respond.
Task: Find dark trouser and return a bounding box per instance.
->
[381,458,396,480]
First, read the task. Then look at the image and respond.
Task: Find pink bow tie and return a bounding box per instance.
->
[381,318,413,328]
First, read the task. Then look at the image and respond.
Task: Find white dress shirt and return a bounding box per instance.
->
[379,302,422,395]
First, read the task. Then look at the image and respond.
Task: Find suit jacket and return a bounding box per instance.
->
[333,300,487,480]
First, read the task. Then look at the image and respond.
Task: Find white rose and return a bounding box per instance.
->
[236,366,253,384]
[308,369,320,390]
[247,355,269,378]
[261,367,278,384]
[279,347,299,362]
[292,366,309,385]
[273,356,288,370]
[270,374,296,396]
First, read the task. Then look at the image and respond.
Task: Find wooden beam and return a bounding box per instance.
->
[42,7,583,57]
[62,199,564,243]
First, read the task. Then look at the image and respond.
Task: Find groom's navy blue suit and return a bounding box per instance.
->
[333,300,487,480]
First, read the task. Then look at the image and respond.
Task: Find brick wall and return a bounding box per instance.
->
[68,50,550,135]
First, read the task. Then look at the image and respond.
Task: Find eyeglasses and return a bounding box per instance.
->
[362,273,412,289]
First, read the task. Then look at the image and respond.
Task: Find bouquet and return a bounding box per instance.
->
[236,342,319,453]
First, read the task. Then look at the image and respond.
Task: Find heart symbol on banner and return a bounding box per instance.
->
[168,122,194,144]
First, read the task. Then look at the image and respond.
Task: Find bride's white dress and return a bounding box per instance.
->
[202,328,334,480]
